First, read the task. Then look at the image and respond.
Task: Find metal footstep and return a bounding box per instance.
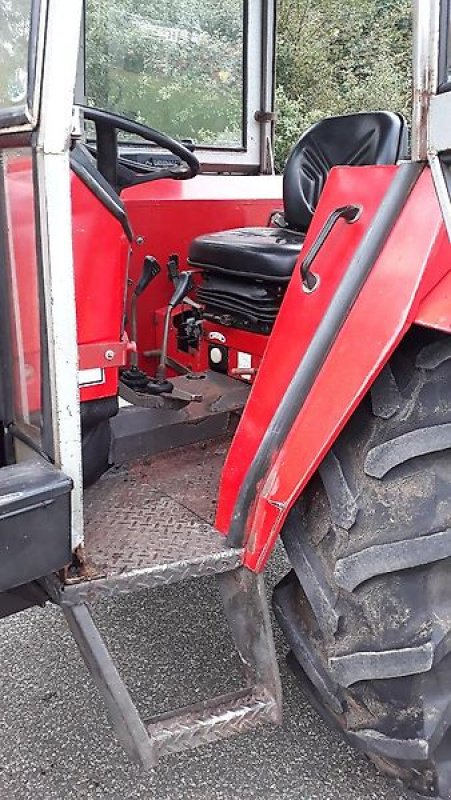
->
[53,565,282,768]
[43,448,282,765]
[147,688,277,758]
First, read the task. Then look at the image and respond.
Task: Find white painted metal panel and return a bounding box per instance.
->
[36,0,85,548]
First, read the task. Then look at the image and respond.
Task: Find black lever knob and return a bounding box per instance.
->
[135,256,161,297]
[169,271,192,308]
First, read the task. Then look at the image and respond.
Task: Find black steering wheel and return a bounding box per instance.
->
[79,106,201,191]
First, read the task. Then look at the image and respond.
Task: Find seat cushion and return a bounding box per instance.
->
[188,226,304,282]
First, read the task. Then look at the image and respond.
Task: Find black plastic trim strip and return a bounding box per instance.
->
[227,161,424,547]
[0,153,15,465]
[70,146,133,241]
[32,139,54,460]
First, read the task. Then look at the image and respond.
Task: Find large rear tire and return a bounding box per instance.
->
[273,329,451,799]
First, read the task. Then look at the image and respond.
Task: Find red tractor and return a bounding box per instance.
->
[1,0,451,797]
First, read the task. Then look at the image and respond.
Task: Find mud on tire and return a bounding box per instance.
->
[273,329,451,799]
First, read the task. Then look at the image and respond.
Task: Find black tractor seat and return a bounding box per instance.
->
[189,111,407,283]
[189,111,408,335]
[188,225,304,282]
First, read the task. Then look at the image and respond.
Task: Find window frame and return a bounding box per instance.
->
[418,0,451,241]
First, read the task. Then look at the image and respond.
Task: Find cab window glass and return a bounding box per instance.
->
[85,0,245,148]
[0,148,43,442]
[0,1,33,112]
[447,1,451,83]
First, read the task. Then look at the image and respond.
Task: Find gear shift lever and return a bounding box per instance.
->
[121,256,161,391]
[155,271,193,384]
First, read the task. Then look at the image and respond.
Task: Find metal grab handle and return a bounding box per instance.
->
[300,204,362,292]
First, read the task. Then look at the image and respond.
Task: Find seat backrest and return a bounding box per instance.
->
[283,111,408,233]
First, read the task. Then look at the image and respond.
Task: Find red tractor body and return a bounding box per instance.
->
[2,2,451,797]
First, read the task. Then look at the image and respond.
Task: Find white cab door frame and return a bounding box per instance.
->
[198,0,277,173]
[0,0,85,550]
[412,0,451,238]
[35,0,85,548]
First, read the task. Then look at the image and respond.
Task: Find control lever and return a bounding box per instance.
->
[155,271,193,384]
[135,255,161,296]
[167,253,179,283]
[121,256,161,389]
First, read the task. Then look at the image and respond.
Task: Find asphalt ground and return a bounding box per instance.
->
[0,546,412,800]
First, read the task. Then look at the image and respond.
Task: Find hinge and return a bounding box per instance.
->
[254,111,277,124]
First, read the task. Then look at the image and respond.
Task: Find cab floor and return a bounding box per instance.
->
[82,436,232,577]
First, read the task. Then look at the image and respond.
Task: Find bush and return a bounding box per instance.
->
[274,0,412,169]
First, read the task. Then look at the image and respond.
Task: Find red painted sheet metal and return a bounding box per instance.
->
[215,166,448,571]
[4,155,130,406]
[72,175,129,345]
[121,175,283,372]
[215,165,396,534]
[122,174,283,203]
[78,341,129,370]
[415,268,451,332]
[71,175,130,402]
[4,154,42,415]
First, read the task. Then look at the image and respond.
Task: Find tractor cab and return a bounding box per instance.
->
[68,3,410,478]
[2,2,451,798]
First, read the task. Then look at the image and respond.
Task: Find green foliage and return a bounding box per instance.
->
[275,0,412,169]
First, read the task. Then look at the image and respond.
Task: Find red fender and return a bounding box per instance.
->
[416,268,451,333]
[216,165,450,570]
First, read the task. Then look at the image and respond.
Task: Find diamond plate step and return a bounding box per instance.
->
[61,547,243,605]
[61,439,243,605]
[147,687,278,758]
[51,440,283,766]
[56,569,283,769]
